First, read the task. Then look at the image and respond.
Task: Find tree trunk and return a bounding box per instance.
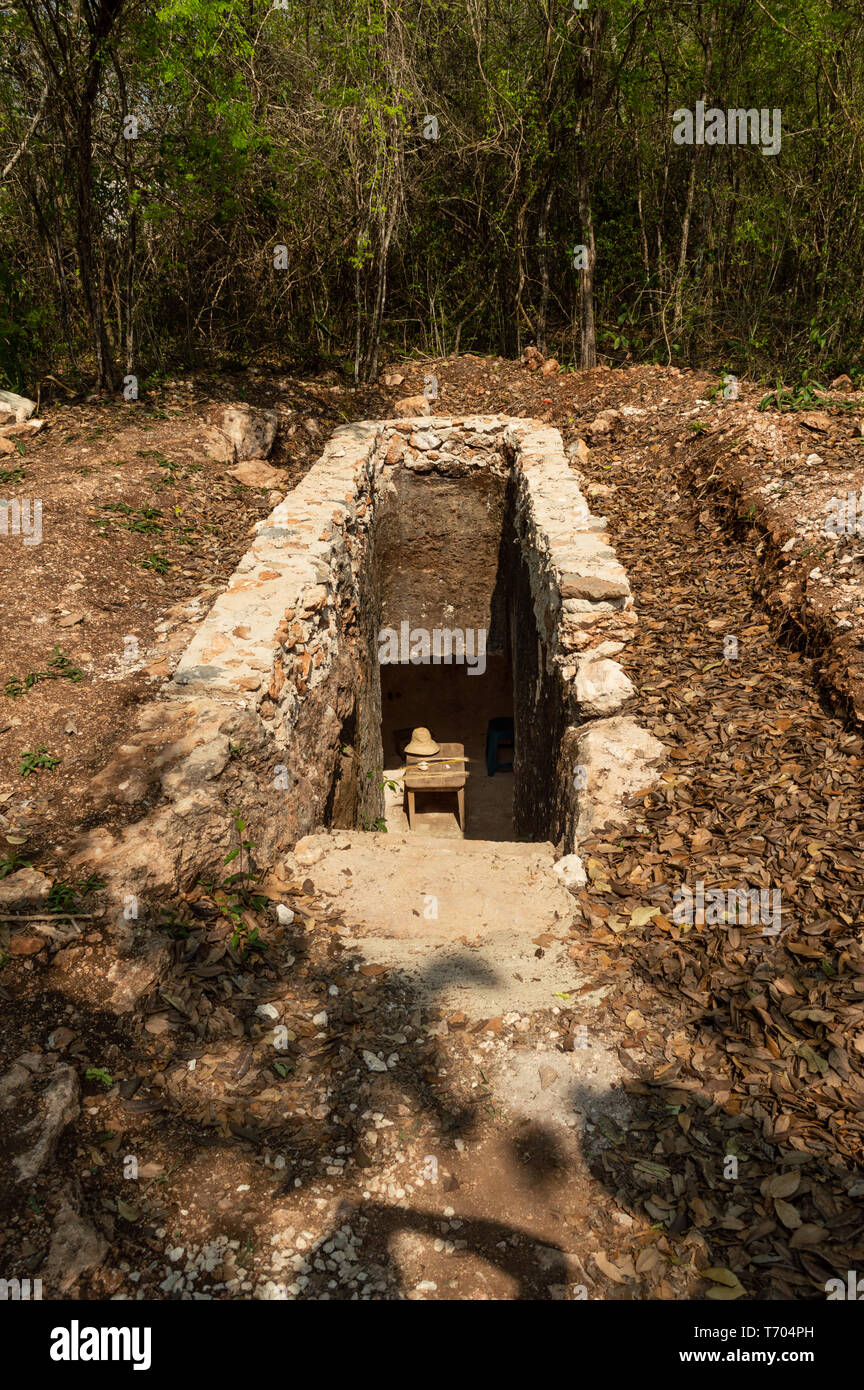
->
[536,181,553,355]
[74,104,118,390]
[577,166,597,369]
[115,56,136,376]
[672,12,715,336]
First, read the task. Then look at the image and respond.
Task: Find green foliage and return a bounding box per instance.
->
[5,647,84,699]
[85,1068,114,1089]
[0,849,33,879]
[360,765,398,831]
[1,0,864,378]
[47,874,105,915]
[0,262,49,387]
[18,747,60,776]
[139,553,171,572]
[758,382,831,413]
[210,812,270,957]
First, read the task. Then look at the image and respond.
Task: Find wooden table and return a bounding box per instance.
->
[404,742,467,831]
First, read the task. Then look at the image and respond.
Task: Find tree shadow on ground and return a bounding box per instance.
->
[1,915,581,1300]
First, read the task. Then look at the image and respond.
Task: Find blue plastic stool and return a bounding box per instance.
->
[486,716,515,776]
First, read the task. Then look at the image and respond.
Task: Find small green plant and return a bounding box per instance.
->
[99,502,164,534]
[758,381,830,413]
[5,646,84,699]
[49,648,84,680]
[211,813,269,956]
[77,872,106,895]
[0,849,33,879]
[47,881,78,913]
[688,421,709,435]
[0,466,24,484]
[85,1068,114,1088]
[158,911,192,940]
[128,505,163,534]
[366,765,399,794]
[359,766,400,832]
[47,873,105,914]
[140,553,171,573]
[19,747,60,776]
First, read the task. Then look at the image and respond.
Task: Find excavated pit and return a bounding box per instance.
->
[207,414,645,849]
[333,446,555,842]
[79,416,667,949]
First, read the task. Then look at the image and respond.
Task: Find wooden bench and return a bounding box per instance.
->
[403,741,467,831]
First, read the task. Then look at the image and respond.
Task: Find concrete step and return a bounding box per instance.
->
[289,831,570,940]
[318,830,557,860]
[286,831,580,1017]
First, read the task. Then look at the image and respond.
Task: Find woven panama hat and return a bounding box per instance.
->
[404,727,440,756]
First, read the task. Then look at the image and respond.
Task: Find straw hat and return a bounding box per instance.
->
[404,727,440,756]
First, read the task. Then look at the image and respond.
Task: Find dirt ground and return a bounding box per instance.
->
[1,355,862,1303]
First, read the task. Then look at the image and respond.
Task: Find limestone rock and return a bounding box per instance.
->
[561,569,630,602]
[585,411,619,438]
[221,404,279,460]
[553,854,587,890]
[384,436,404,464]
[43,1187,107,1293]
[8,934,46,956]
[0,419,44,439]
[0,388,37,423]
[572,716,666,842]
[568,438,589,468]
[104,939,171,1013]
[229,458,285,489]
[408,430,442,451]
[0,1056,80,1182]
[197,424,236,464]
[0,867,52,908]
[575,657,635,716]
[393,395,430,416]
[161,734,231,796]
[800,411,832,434]
[294,835,325,867]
